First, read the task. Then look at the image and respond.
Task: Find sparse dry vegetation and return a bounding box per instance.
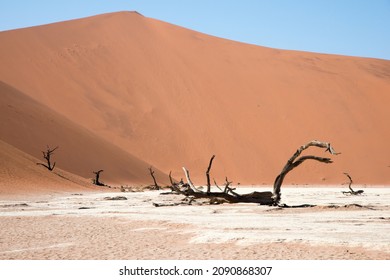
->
[154,140,341,207]
[36,145,58,171]
[342,172,364,195]
[93,169,105,186]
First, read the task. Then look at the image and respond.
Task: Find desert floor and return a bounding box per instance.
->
[0,187,389,260]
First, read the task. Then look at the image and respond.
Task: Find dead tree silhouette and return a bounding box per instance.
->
[148,167,160,190]
[342,172,364,195]
[36,145,58,171]
[155,140,340,207]
[93,169,105,186]
[272,140,340,205]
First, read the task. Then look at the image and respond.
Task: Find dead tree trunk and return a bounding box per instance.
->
[36,145,58,171]
[168,171,182,193]
[272,140,340,205]
[342,172,364,195]
[177,160,273,205]
[148,167,160,190]
[157,141,340,207]
[93,170,105,186]
[206,155,215,194]
[169,171,175,186]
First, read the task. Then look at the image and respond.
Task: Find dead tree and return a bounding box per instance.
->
[213,178,223,191]
[167,171,182,193]
[148,167,160,190]
[272,140,340,205]
[223,177,239,196]
[342,172,364,195]
[182,167,202,192]
[169,171,175,186]
[157,142,340,207]
[206,155,215,194]
[93,169,105,186]
[36,145,58,171]
[178,158,273,205]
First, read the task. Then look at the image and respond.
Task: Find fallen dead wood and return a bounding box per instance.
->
[155,141,340,207]
[153,196,197,207]
[182,167,203,192]
[104,196,127,201]
[154,155,274,206]
[342,173,364,195]
[182,189,273,204]
[165,171,186,194]
[277,204,316,208]
[153,202,184,207]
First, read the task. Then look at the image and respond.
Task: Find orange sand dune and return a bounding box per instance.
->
[0,81,168,187]
[0,11,389,186]
[0,139,98,197]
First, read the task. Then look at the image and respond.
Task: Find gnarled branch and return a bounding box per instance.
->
[272,140,339,205]
[148,167,160,190]
[177,160,273,205]
[36,145,58,171]
[342,172,364,195]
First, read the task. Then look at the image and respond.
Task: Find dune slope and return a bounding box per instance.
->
[0,139,98,196]
[0,11,389,185]
[0,81,168,186]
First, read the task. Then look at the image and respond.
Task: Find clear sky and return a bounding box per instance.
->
[1,0,389,60]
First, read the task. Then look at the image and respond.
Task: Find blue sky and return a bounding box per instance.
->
[1,0,389,60]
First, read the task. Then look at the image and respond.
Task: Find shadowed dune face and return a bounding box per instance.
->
[0,81,168,186]
[0,11,389,186]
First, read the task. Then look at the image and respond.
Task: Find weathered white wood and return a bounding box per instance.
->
[182,167,199,192]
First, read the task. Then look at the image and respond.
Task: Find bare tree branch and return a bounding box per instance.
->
[148,166,160,190]
[342,172,364,195]
[223,177,240,197]
[169,171,175,186]
[156,158,274,206]
[167,171,182,193]
[93,169,104,186]
[182,167,199,192]
[272,140,339,205]
[344,172,353,191]
[36,145,59,171]
[206,155,215,194]
[213,178,223,191]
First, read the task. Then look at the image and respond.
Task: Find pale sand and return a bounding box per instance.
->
[1,188,389,260]
[0,216,387,260]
